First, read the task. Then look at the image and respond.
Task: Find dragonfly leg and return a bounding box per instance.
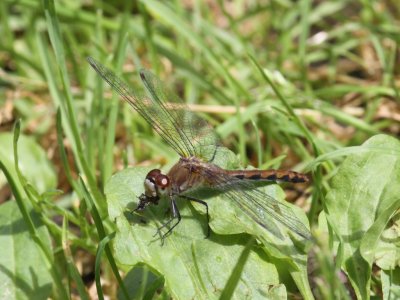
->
[180,195,210,238]
[154,198,181,244]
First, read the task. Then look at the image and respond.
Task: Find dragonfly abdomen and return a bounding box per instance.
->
[227,169,309,183]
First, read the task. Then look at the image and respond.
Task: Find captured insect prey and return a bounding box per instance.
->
[87,57,311,243]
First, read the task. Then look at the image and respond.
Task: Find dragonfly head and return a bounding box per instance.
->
[136,169,170,211]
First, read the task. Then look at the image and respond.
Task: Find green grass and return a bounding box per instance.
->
[1,0,400,299]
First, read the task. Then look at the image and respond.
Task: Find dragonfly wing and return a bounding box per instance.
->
[87,57,219,160]
[200,167,312,240]
[139,69,219,160]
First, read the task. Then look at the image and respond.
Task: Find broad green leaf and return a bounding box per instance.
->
[325,134,400,299]
[381,268,400,300]
[107,167,283,299]
[360,203,400,270]
[105,147,312,299]
[0,201,52,300]
[0,133,57,194]
[118,265,166,300]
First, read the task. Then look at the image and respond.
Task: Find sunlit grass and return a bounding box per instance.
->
[0,0,399,299]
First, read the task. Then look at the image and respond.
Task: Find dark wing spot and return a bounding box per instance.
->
[266,175,277,181]
[235,174,245,180]
[280,175,290,181]
[292,176,305,183]
[249,174,261,180]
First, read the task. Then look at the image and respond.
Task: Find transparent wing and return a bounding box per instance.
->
[87,57,219,160]
[199,166,312,240]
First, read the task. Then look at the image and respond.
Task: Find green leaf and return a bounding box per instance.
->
[360,202,400,270]
[105,147,312,298]
[381,268,400,300]
[0,201,52,300]
[0,133,57,194]
[118,265,164,300]
[325,134,400,299]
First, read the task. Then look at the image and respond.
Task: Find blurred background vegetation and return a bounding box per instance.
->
[0,0,399,299]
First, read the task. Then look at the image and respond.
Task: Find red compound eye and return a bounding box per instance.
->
[146,169,161,182]
[156,175,169,189]
[146,169,169,189]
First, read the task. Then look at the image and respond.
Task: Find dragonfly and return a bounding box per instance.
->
[87,56,312,243]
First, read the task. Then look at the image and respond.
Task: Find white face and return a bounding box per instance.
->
[144,178,157,197]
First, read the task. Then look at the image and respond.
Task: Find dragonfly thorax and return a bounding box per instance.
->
[166,157,212,194]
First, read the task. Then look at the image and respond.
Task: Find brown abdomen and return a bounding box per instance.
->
[226,169,309,183]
